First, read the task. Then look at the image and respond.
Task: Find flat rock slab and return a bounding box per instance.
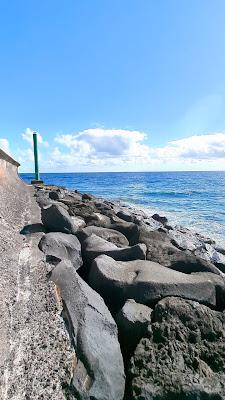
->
[51,260,125,400]
[82,234,146,264]
[89,255,225,312]
[128,297,225,399]
[39,232,82,270]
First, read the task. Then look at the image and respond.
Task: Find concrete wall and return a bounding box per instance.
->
[0,148,22,185]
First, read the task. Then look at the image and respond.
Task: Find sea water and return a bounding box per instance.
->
[21,171,225,247]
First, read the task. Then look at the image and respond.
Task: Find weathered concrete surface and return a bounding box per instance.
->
[0,151,73,400]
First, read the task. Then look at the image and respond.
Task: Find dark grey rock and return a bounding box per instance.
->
[167,251,222,275]
[89,255,224,312]
[39,232,82,270]
[128,296,225,400]
[110,218,140,245]
[86,212,112,227]
[50,260,125,400]
[117,210,135,223]
[151,213,168,225]
[82,193,93,201]
[82,234,146,264]
[37,195,69,211]
[138,225,180,264]
[49,190,64,200]
[115,299,152,361]
[41,204,79,234]
[77,225,129,247]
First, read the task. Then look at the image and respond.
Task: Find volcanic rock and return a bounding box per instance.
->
[89,255,225,312]
[128,296,225,399]
[39,232,82,269]
[82,234,146,264]
[51,260,125,400]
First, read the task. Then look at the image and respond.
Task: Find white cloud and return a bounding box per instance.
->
[0,138,10,155]
[22,128,49,147]
[55,128,150,160]
[154,133,225,160]
[46,130,225,171]
[9,128,225,172]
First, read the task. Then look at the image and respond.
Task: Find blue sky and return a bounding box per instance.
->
[0,0,225,172]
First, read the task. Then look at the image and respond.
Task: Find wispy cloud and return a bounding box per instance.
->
[154,133,225,160]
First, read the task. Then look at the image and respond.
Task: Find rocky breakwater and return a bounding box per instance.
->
[36,184,225,399]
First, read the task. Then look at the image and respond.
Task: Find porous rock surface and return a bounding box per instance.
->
[0,174,73,399]
[128,296,225,400]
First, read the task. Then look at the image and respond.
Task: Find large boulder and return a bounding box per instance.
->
[128,297,225,400]
[82,234,146,264]
[89,255,225,312]
[115,299,152,362]
[86,212,112,227]
[151,213,168,225]
[166,251,222,275]
[51,260,125,400]
[138,226,180,264]
[49,190,64,200]
[41,204,79,234]
[109,217,140,245]
[39,232,82,270]
[77,225,129,248]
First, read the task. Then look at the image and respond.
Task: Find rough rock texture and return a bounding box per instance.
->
[51,260,125,400]
[168,226,225,271]
[0,171,73,399]
[138,226,180,264]
[39,232,82,270]
[166,251,222,275]
[128,297,225,400]
[41,204,79,234]
[151,213,168,225]
[70,215,86,229]
[109,218,140,245]
[49,190,64,200]
[89,255,224,312]
[116,299,152,362]
[82,234,146,264]
[77,225,129,247]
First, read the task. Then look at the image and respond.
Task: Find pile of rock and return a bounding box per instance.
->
[36,184,225,399]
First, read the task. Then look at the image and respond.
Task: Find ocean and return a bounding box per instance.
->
[21,171,225,247]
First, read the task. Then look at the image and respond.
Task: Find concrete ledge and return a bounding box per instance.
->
[0,149,20,167]
[0,148,21,184]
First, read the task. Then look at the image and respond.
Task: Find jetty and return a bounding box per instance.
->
[1,148,225,399]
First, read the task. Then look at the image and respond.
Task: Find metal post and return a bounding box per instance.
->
[31,131,43,184]
[33,132,40,181]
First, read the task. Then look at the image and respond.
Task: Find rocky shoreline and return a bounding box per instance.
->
[35,183,225,399]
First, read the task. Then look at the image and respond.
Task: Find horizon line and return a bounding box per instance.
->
[19,170,225,174]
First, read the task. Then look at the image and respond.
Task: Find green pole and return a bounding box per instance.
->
[33,132,40,181]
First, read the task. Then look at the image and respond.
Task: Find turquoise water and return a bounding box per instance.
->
[21,171,225,247]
